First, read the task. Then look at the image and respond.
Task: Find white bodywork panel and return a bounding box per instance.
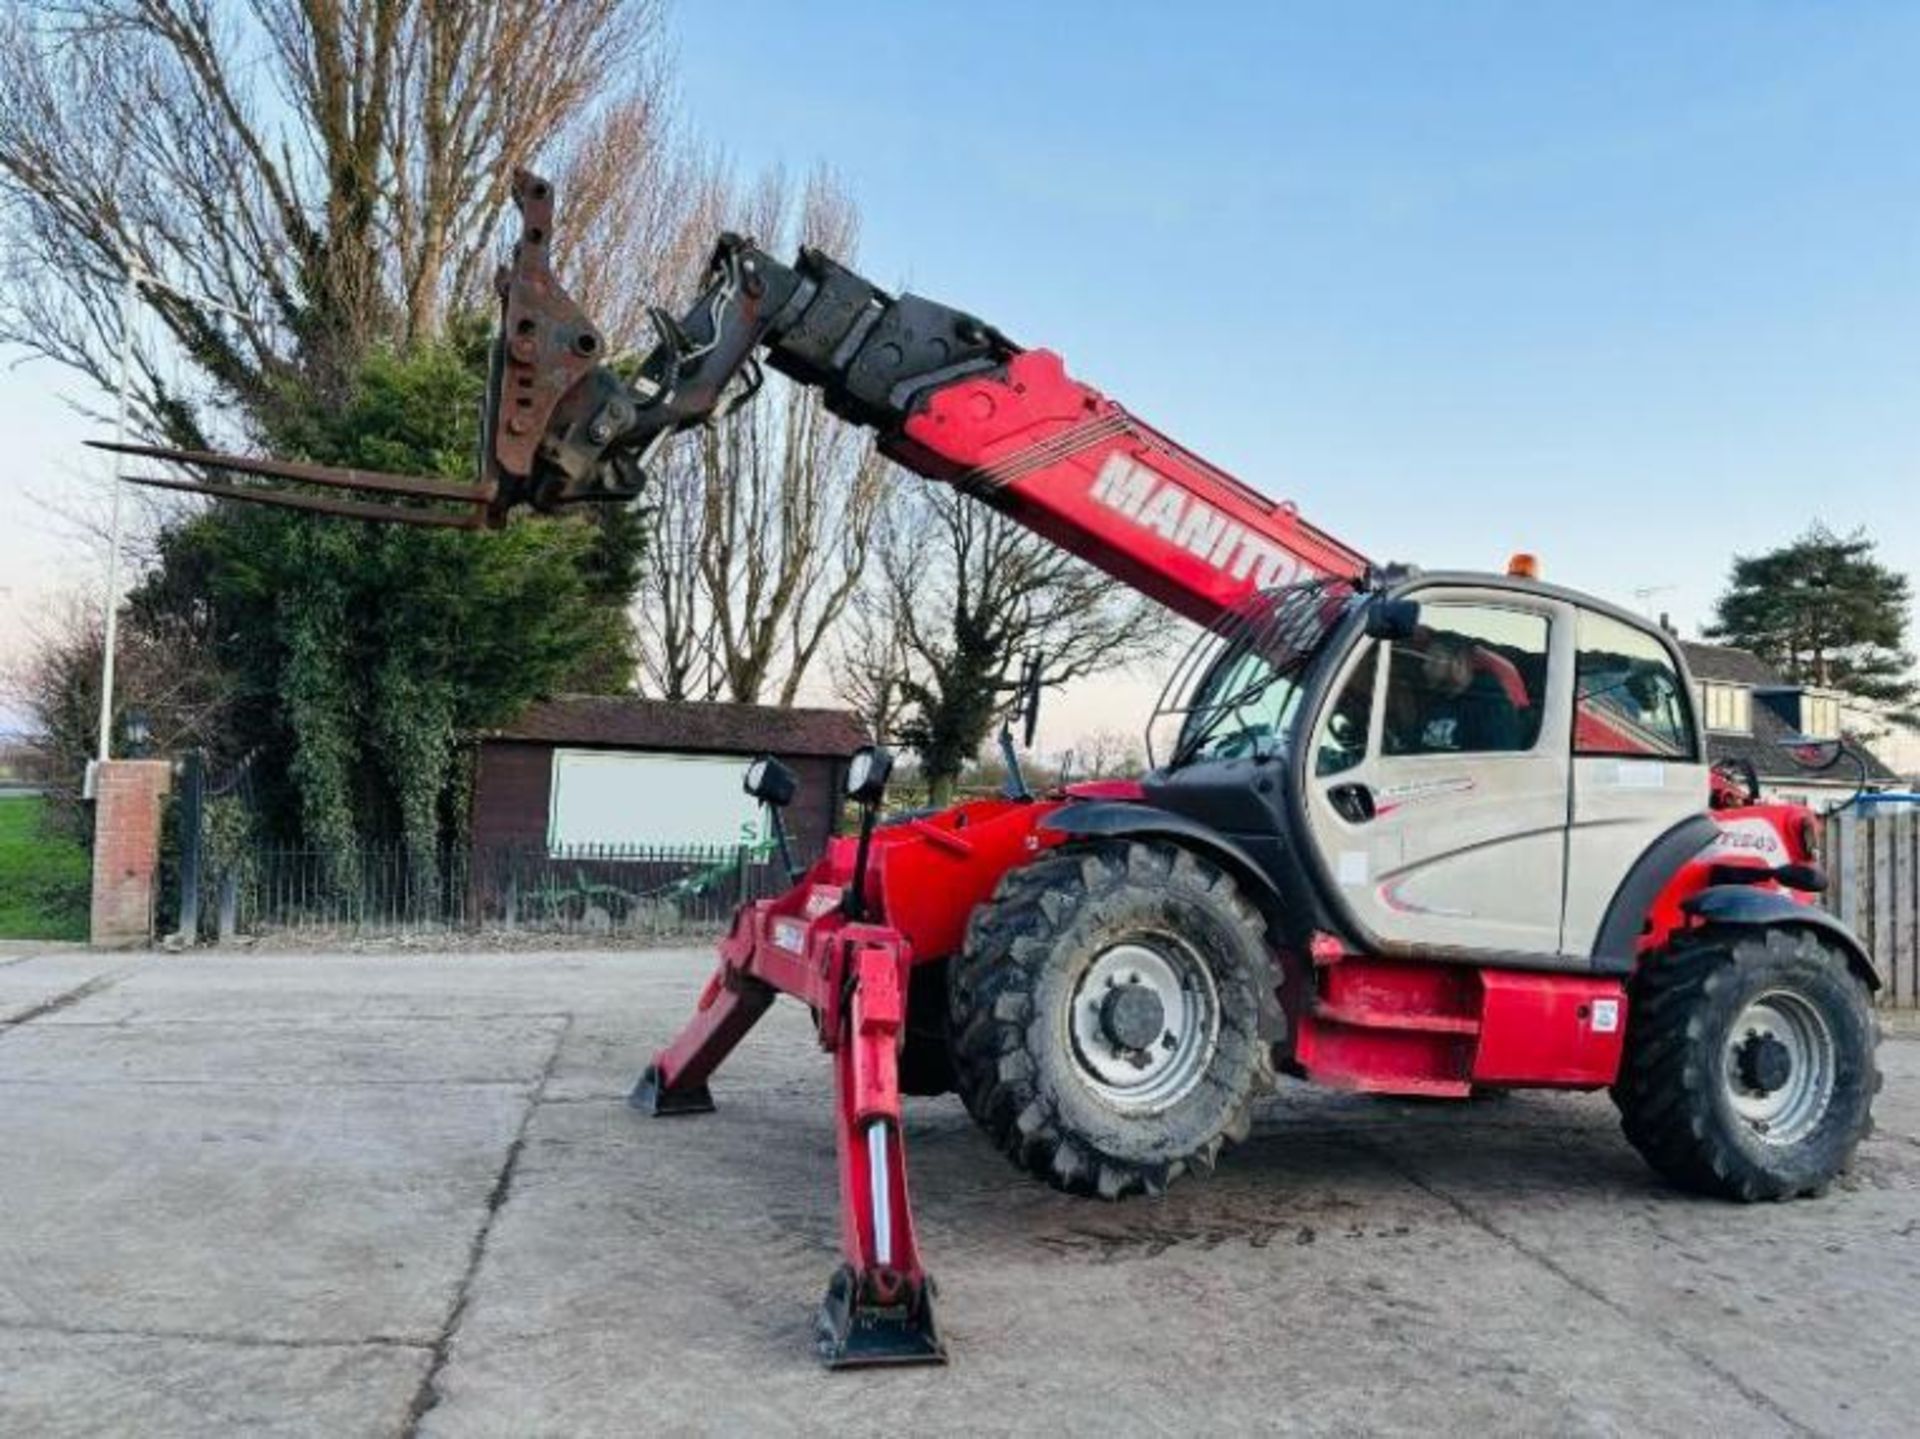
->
[1560,608,1710,953]
[1559,760,1707,954]
[1304,586,1709,962]
[1305,591,1573,956]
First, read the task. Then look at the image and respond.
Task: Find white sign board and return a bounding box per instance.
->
[548,749,766,852]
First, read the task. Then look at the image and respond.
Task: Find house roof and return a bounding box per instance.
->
[1676,642,1899,784]
[1680,641,1779,687]
[483,696,869,758]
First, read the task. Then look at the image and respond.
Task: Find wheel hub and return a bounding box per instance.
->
[1723,991,1835,1145]
[1066,939,1221,1115]
[1100,983,1166,1053]
[1735,1031,1793,1095]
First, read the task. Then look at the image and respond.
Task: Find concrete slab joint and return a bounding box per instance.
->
[89,760,173,949]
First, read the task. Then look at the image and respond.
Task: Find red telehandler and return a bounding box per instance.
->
[99,172,1881,1368]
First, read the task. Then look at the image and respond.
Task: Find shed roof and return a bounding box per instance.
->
[484,696,868,757]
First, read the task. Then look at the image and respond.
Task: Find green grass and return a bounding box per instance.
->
[0,795,90,941]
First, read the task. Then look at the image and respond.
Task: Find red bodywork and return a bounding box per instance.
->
[890,350,1368,625]
[645,796,1068,1358]
[1288,796,1820,1097]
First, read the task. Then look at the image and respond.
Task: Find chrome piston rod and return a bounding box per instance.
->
[866,1119,892,1268]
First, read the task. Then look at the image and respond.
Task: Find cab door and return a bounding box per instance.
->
[1559,608,1709,956]
[1304,591,1574,958]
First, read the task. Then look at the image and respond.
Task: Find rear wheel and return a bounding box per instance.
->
[1613,926,1878,1201]
[948,840,1282,1199]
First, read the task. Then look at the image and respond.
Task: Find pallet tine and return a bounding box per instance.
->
[122,474,487,529]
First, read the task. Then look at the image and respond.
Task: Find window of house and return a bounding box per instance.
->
[1382,605,1550,756]
[1803,694,1840,739]
[1700,682,1751,735]
[1575,613,1695,759]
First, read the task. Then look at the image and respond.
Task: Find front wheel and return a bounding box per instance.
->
[1613,926,1879,1201]
[948,840,1283,1200]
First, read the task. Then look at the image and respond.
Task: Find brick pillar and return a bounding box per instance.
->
[90,759,173,948]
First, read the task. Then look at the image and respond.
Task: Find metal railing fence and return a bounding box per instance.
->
[191,839,794,944]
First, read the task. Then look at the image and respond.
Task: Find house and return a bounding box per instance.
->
[1678,641,1900,807]
[471,696,868,860]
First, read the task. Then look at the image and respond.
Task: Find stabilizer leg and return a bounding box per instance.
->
[628,1062,716,1116]
[816,941,945,1369]
[629,966,774,1116]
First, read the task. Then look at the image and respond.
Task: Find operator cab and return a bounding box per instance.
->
[1143,570,1707,967]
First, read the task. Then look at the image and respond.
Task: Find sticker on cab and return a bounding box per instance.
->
[1613,762,1666,789]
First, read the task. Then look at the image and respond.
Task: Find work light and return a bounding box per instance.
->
[844,745,894,806]
[743,754,798,807]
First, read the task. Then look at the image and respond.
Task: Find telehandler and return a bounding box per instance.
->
[98,172,1881,1367]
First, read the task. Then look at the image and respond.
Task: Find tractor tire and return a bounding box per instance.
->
[948,839,1282,1200]
[1612,925,1879,1202]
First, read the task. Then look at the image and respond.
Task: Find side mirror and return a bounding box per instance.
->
[1710,757,1761,808]
[1780,734,1844,773]
[1365,597,1420,641]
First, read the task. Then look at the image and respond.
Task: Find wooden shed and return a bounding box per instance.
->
[471,696,868,861]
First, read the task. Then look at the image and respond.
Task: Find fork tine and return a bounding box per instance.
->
[88,440,494,507]
[124,474,487,530]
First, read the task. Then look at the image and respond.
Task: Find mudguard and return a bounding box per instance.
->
[1591,814,1719,974]
[1039,801,1289,934]
[1683,885,1882,993]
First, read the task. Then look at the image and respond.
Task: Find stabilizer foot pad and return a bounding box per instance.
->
[815,1264,946,1369]
[629,1064,715,1116]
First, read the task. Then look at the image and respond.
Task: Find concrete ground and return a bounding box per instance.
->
[2,943,1918,1438]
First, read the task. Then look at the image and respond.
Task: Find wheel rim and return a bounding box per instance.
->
[1723,989,1836,1146]
[1066,937,1220,1114]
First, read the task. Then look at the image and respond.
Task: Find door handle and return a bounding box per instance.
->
[1328,783,1376,823]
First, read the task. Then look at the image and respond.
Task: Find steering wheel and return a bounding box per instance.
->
[1211,723,1275,760]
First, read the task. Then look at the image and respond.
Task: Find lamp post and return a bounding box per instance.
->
[88,260,249,794]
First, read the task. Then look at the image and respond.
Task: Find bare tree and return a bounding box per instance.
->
[3,590,236,837]
[634,170,891,706]
[1059,728,1149,782]
[0,0,660,442]
[553,92,729,356]
[834,566,918,740]
[846,485,1166,806]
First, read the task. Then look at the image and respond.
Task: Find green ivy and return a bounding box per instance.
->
[129,330,643,866]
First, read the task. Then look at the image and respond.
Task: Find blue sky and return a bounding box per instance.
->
[4,2,1917,742]
[673,1,1919,627]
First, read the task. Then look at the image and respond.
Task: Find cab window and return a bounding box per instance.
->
[1574,611,1695,759]
[1383,604,1550,756]
[1315,644,1377,776]
[1177,645,1307,762]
